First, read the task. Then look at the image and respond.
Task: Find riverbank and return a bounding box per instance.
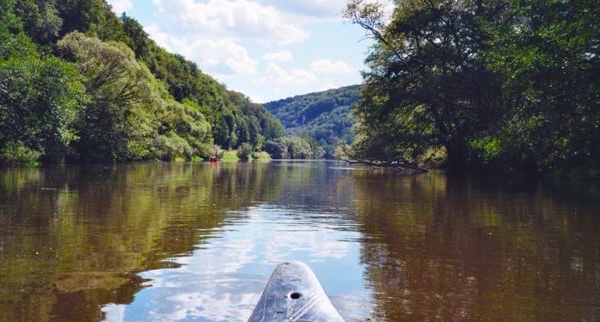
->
[220,151,272,163]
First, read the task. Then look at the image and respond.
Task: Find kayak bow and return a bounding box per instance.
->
[247,261,346,322]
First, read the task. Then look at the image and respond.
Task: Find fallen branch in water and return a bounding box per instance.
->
[342,147,429,173]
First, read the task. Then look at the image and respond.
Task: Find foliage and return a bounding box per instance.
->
[265,85,360,159]
[14,0,63,44]
[237,143,253,162]
[57,32,214,161]
[264,136,314,160]
[58,32,149,161]
[198,144,224,161]
[346,0,600,173]
[0,143,41,164]
[119,14,284,150]
[56,0,128,41]
[264,139,287,159]
[251,151,271,161]
[221,150,240,163]
[346,0,506,168]
[0,35,87,163]
[484,0,600,171]
[0,0,283,164]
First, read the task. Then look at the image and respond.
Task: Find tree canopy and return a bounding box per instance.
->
[265,85,360,159]
[346,0,600,174]
[0,0,284,164]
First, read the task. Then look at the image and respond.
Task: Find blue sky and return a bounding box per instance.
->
[106,0,373,103]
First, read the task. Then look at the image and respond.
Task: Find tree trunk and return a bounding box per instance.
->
[445,140,470,171]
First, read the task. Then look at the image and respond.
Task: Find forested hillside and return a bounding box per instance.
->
[265,85,360,158]
[346,0,600,174]
[0,0,283,164]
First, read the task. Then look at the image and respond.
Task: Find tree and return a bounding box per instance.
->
[263,85,360,159]
[237,143,253,162]
[482,0,600,171]
[0,47,87,163]
[345,0,507,169]
[286,136,313,159]
[264,140,287,159]
[57,32,213,162]
[56,0,127,41]
[14,0,63,44]
[0,0,284,164]
[120,13,150,61]
[57,32,149,161]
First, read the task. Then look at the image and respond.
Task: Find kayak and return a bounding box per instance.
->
[247,261,346,322]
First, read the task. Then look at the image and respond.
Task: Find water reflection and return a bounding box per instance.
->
[1,163,599,322]
[0,163,287,322]
[350,171,600,321]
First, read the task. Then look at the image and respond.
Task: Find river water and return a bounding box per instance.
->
[0,162,599,321]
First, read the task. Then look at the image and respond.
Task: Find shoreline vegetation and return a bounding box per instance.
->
[0,0,314,166]
[1,0,598,179]
[343,0,599,178]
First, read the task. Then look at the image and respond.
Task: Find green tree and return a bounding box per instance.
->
[346,0,507,169]
[57,32,149,161]
[0,47,87,163]
[56,0,127,41]
[264,85,359,159]
[483,0,600,171]
[14,0,63,44]
[120,13,150,61]
[264,140,287,159]
[348,0,600,174]
[57,32,212,162]
[237,143,253,162]
[285,136,313,159]
[0,0,284,164]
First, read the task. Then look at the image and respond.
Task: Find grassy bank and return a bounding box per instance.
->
[221,151,240,163]
[221,151,272,163]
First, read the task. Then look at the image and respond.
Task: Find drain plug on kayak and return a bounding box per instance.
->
[247,261,346,322]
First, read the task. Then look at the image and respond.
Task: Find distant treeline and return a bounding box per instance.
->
[346,0,599,175]
[265,85,360,159]
[0,0,284,164]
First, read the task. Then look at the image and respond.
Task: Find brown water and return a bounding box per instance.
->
[0,162,599,322]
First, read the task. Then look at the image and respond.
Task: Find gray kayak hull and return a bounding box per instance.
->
[247,261,346,322]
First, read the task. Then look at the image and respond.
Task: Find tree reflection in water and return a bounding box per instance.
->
[1,163,599,322]
[0,163,284,322]
[350,171,600,322]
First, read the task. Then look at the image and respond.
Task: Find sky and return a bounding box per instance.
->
[106,0,374,103]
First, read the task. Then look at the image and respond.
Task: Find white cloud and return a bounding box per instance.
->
[261,63,318,87]
[107,0,133,14]
[144,23,172,51]
[102,304,125,322]
[152,0,309,45]
[311,59,352,74]
[320,81,337,91]
[145,24,258,76]
[248,94,264,103]
[131,0,366,100]
[263,50,294,62]
[258,0,347,18]
[187,39,258,75]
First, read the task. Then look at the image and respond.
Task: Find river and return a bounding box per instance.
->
[0,162,599,321]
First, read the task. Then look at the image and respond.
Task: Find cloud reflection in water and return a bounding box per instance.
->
[102,205,374,322]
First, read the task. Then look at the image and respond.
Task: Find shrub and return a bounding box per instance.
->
[237,143,253,162]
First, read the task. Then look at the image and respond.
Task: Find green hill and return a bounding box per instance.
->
[0,0,283,163]
[264,85,360,158]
